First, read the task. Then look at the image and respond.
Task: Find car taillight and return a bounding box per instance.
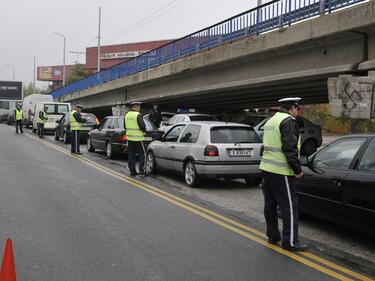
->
[95,118,99,125]
[204,145,219,157]
[120,135,127,142]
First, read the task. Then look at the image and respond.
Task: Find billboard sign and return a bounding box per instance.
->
[0,81,23,101]
[101,50,149,60]
[37,66,64,81]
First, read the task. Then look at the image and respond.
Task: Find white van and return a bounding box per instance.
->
[32,102,71,133]
[22,94,53,128]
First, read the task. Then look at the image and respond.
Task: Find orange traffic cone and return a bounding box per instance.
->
[0,239,16,281]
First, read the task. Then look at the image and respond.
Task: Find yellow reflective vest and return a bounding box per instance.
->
[37,110,48,124]
[124,111,144,141]
[70,110,82,131]
[15,109,23,121]
[259,112,300,176]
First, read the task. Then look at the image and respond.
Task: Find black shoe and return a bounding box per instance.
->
[130,172,139,177]
[268,237,281,245]
[282,242,309,251]
[76,152,83,155]
[139,172,148,177]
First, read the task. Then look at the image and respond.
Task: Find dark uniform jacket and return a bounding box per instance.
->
[148,109,162,128]
[72,111,86,123]
[279,108,302,175]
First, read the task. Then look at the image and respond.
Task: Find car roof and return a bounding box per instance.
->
[173,121,251,127]
[333,134,375,139]
[177,113,213,116]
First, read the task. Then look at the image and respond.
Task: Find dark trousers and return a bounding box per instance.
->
[128,140,145,174]
[37,123,44,138]
[15,120,23,134]
[71,130,81,153]
[262,171,299,246]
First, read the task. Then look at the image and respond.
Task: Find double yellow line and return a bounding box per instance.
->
[26,133,374,281]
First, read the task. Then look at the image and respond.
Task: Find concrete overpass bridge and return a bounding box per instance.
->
[51,0,375,116]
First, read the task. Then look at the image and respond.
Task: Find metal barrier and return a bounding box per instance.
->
[51,0,366,98]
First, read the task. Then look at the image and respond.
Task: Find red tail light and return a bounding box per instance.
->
[120,134,127,142]
[204,145,219,157]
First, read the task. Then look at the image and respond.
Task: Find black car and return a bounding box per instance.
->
[87,115,164,159]
[55,113,99,144]
[297,135,375,235]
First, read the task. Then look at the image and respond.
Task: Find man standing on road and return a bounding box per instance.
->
[124,102,147,176]
[148,104,162,128]
[259,97,308,251]
[37,106,48,138]
[70,104,87,155]
[14,104,24,134]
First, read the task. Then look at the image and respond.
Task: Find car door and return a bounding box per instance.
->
[157,124,186,170]
[91,118,109,150]
[100,118,115,149]
[297,137,367,218]
[173,124,202,172]
[343,137,375,229]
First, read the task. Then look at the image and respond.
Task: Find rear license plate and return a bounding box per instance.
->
[227,148,253,157]
[144,137,153,141]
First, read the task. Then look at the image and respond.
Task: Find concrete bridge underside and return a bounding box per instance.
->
[60,1,375,113]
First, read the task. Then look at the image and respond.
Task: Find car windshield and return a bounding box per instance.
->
[241,116,268,127]
[81,113,97,124]
[210,126,261,143]
[189,115,217,121]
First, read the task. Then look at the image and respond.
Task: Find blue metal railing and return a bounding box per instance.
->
[51,0,366,99]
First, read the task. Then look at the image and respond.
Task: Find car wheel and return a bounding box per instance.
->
[87,137,95,152]
[106,142,115,159]
[54,131,59,141]
[63,132,70,144]
[184,161,199,187]
[301,139,318,156]
[245,177,263,186]
[145,151,157,174]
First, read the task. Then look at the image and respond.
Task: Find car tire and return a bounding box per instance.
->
[245,177,263,186]
[106,142,115,159]
[63,132,70,144]
[145,151,157,174]
[184,161,199,187]
[87,137,95,152]
[301,139,318,156]
[54,131,59,141]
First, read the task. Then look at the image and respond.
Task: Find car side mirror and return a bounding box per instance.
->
[300,156,309,166]
[161,121,168,126]
[155,134,163,141]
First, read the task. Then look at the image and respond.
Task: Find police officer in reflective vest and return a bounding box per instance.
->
[37,106,48,138]
[70,104,87,154]
[259,97,308,251]
[124,102,147,176]
[14,104,24,134]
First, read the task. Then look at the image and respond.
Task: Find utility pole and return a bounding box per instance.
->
[54,32,66,86]
[97,7,102,73]
[33,56,36,95]
[5,64,15,81]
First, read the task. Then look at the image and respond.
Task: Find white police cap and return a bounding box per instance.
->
[75,104,85,109]
[130,101,142,106]
[278,97,301,107]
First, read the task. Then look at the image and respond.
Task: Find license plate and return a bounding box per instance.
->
[144,137,153,141]
[227,148,253,157]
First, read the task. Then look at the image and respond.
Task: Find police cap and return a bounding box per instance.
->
[75,104,85,109]
[130,101,142,106]
[278,97,301,109]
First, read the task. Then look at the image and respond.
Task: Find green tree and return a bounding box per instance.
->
[22,82,47,97]
[66,64,91,85]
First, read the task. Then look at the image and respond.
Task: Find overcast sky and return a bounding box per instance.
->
[0,0,260,88]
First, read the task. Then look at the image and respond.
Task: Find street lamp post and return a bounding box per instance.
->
[5,64,15,81]
[54,32,66,86]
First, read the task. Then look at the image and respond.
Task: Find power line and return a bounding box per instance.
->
[104,0,187,44]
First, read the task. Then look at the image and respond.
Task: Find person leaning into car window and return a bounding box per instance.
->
[259,97,308,252]
[124,102,147,177]
[37,106,48,138]
[70,104,87,155]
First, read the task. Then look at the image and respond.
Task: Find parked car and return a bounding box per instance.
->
[145,121,263,187]
[22,94,53,128]
[143,112,175,123]
[0,109,10,123]
[32,102,71,133]
[240,114,322,156]
[87,116,164,159]
[297,135,375,235]
[55,113,99,144]
[159,113,218,132]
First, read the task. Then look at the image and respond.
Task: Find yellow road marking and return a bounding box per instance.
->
[26,133,374,281]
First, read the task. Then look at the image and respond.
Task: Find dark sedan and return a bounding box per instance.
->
[297,135,375,235]
[55,113,99,144]
[87,115,164,159]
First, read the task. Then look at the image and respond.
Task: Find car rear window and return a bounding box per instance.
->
[115,118,124,129]
[189,115,217,121]
[210,126,261,143]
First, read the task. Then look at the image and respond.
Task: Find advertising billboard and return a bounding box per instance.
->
[37,66,63,81]
[0,81,23,101]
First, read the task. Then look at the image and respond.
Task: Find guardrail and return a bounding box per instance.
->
[51,0,366,99]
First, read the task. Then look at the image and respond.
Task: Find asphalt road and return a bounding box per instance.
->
[0,125,373,281]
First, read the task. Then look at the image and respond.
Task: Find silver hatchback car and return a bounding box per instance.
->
[145,121,263,187]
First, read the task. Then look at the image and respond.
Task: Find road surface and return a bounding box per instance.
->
[0,124,371,281]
